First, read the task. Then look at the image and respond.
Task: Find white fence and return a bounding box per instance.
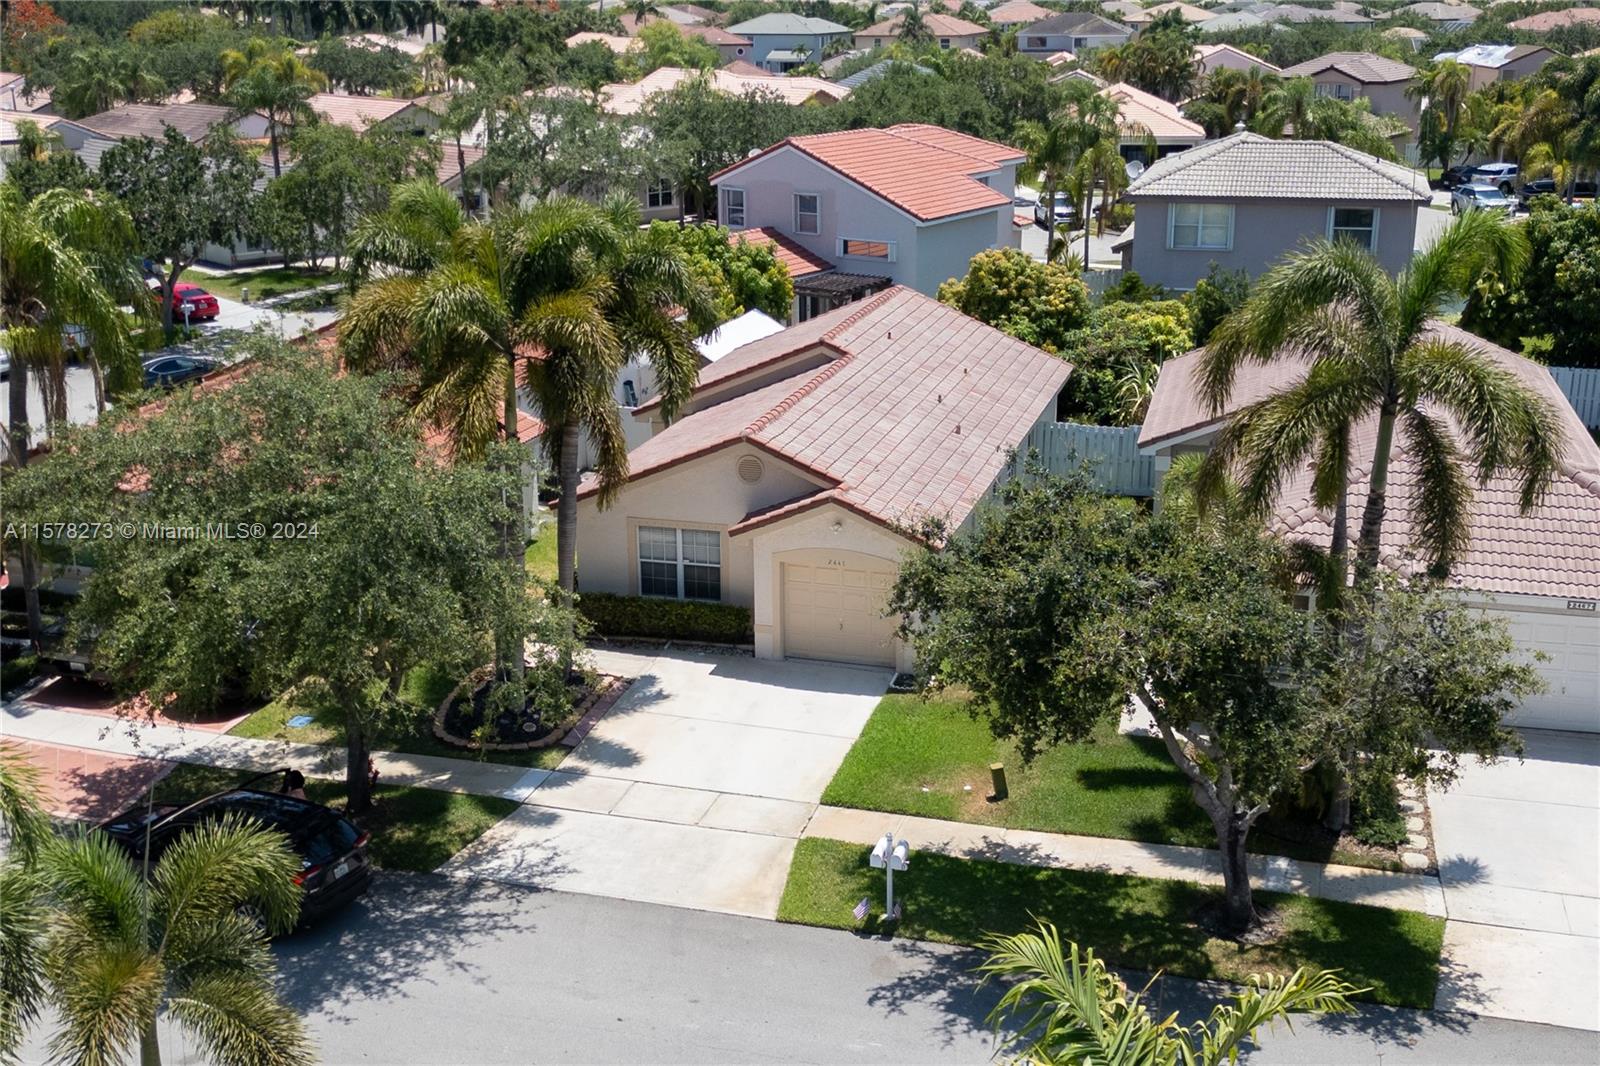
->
[1549,366,1600,429]
[1011,421,1156,497]
[1083,268,1126,296]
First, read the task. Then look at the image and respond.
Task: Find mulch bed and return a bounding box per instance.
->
[433,668,628,752]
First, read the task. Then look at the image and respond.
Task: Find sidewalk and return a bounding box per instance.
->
[804,804,1448,918]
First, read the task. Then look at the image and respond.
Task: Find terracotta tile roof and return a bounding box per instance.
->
[857,12,989,38]
[1140,323,1600,599]
[583,287,1072,533]
[1195,42,1282,72]
[1103,82,1207,141]
[1129,2,1216,23]
[308,92,419,130]
[1507,6,1600,30]
[1125,131,1431,200]
[730,226,833,279]
[712,124,1021,222]
[1281,51,1417,82]
[988,0,1052,23]
[721,59,769,76]
[566,31,638,53]
[434,144,486,185]
[677,23,752,45]
[597,66,848,115]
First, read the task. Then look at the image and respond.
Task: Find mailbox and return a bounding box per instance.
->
[870,834,889,869]
[890,840,909,871]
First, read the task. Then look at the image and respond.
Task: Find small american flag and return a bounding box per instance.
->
[853,897,870,921]
[890,902,903,922]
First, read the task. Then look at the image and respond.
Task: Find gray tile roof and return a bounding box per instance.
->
[1261,2,1371,22]
[836,59,934,89]
[1281,51,1417,82]
[1020,10,1132,36]
[726,12,852,35]
[1124,132,1432,201]
[77,102,238,142]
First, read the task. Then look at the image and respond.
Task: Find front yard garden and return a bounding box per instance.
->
[180,265,337,303]
[779,838,1444,1010]
[823,693,1404,871]
[155,762,516,873]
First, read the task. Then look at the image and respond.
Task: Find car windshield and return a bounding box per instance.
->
[1477,189,1507,202]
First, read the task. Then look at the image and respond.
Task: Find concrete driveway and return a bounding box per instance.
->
[443,647,888,918]
[1430,730,1600,1031]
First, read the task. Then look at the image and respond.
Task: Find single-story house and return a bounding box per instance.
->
[1102,81,1207,163]
[0,72,51,113]
[855,11,989,50]
[1506,7,1600,32]
[1125,2,1216,28]
[1194,42,1281,77]
[1280,52,1420,140]
[835,59,936,91]
[577,286,1074,669]
[1137,326,1600,734]
[1383,25,1431,52]
[724,12,855,71]
[1017,11,1134,56]
[988,0,1052,28]
[1121,131,1430,291]
[1433,44,1562,90]
[1260,2,1373,26]
[307,92,440,135]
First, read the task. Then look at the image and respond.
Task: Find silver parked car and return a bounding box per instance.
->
[1451,183,1513,216]
[1034,191,1075,229]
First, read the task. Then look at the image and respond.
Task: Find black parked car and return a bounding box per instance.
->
[142,354,216,389]
[1439,164,1479,189]
[1519,178,1598,204]
[99,773,373,928]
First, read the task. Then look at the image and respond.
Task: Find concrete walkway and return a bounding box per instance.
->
[804,805,1448,917]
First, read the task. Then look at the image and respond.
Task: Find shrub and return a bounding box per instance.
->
[1,653,39,694]
[937,248,1091,353]
[578,592,753,644]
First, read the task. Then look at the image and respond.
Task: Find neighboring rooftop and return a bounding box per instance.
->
[1020,10,1133,36]
[836,58,935,90]
[1140,325,1600,600]
[1195,42,1282,71]
[714,123,1023,221]
[1281,51,1417,82]
[1125,130,1431,200]
[1394,2,1480,21]
[308,92,422,130]
[694,309,787,363]
[0,72,49,112]
[1434,42,1558,67]
[731,227,835,279]
[566,31,638,53]
[987,0,1052,23]
[725,12,852,35]
[584,287,1073,535]
[597,66,849,114]
[1198,10,1269,30]
[1128,1,1217,23]
[1506,6,1600,30]
[434,144,486,186]
[1103,82,1207,141]
[857,11,989,37]
[1260,2,1372,23]
[76,102,240,142]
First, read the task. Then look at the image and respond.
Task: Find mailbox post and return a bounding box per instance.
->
[868,830,910,920]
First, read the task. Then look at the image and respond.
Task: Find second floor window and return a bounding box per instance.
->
[794,193,820,235]
[1316,82,1356,101]
[1168,202,1233,250]
[840,238,892,260]
[724,187,745,227]
[646,178,674,209]
[1329,206,1378,250]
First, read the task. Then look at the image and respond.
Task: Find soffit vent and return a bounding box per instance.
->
[737,454,765,484]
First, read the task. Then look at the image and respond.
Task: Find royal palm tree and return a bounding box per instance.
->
[1,184,147,646]
[341,183,713,654]
[54,46,164,120]
[1256,75,1316,139]
[1409,59,1471,170]
[979,920,1356,1066]
[38,817,312,1066]
[1015,116,1076,263]
[221,40,328,177]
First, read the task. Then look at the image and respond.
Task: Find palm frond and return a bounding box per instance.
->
[151,813,304,940]
[1397,210,1528,338]
[42,941,162,1066]
[166,971,314,1066]
[0,864,46,1066]
[1399,407,1474,572]
[0,744,50,862]
[1193,968,1359,1063]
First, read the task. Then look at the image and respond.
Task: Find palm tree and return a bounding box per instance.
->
[38,816,312,1066]
[0,745,49,1063]
[1015,116,1076,263]
[1409,59,1471,171]
[341,184,713,656]
[979,920,1357,1066]
[54,46,164,119]
[221,40,328,177]
[1197,212,1566,829]
[1256,75,1316,139]
[1,184,147,647]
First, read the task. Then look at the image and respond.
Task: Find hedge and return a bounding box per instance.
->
[1,653,39,695]
[578,593,752,645]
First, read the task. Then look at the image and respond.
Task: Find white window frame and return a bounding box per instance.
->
[939,37,951,47]
[1326,205,1380,250]
[1316,81,1356,101]
[794,191,821,235]
[637,525,722,602]
[646,177,674,209]
[838,237,896,262]
[723,186,745,227]
[1166,202,1234,251]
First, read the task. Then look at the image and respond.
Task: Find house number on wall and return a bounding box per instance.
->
[826,558,847,567]
[1568,599,1597,613]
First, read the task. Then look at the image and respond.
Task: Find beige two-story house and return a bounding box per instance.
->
[1280,52,1420,154]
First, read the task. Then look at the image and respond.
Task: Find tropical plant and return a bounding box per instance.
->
[1408,59,1471,172]
[0,744,49,1064]
[979,919,1358,1066]
[221,39,329,178]
[37,817,313,1066]
[51,45,164,119]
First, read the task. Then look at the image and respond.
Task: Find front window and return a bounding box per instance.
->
[794,193,820,235]
[840,238,892,260]
[646,178,674,209]
[1316,82,1356,101]
[1168,203,1233,250]
[723,187,745,227]
[638,526,721,601]
[1027,36,1046,48]
[1329,206,1377,249]
[939,37,950,47]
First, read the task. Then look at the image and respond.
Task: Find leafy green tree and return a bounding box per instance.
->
[441,3,616,86]
[489,91,644,205]
[558,38,622,92]
[936,248,1091,353]
[980,920,1356,1066]
[38,819,311,1066]
[1182,262,1249,347]
[51,44,164,119]
[651,222,794,323]
[625,21,720,76]
[2,117,96,201]
[1462,199,1600,367]
[309,36,420,96]
[1057,300,1192,426]
[99,128,261,337]
[221,39,328,178]
[127,8,244,102]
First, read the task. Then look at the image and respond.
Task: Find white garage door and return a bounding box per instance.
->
[782,557,898,668]
[1497,606,1600,733]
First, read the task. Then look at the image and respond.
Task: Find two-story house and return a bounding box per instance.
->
[710,124,1024,315]
[855,11,989,50]
[1193,42,1280,77]
[1433,44,1562,90]
[1120,131,1429,291]
[724,12,855,71]
[1280,52,1420,154]
[1016,11,1133,57]
[1103,82,1207,164]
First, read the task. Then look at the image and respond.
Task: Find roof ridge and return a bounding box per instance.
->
[1320,139,1428,195]
[821,285,906,344]
[742,349,860,438]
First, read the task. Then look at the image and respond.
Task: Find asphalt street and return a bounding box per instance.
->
[20,872,1592,1066]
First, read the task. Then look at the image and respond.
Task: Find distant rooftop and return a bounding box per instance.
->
[726,12,853,35]
[1281,51,1417,82]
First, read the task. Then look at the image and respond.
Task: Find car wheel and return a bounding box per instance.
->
[1500,183,1513,195]
[236,901,268,937]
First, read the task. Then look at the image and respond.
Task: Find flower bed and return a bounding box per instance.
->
[433,665,628,752]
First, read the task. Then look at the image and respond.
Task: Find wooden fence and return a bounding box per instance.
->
[1007,421,1156,497]
[1549,366,1600,429]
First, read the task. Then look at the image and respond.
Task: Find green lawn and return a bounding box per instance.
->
[526,524,558,583]
[823,694,1396,870]
[181,266,338,303]
[154,762,515,873]
[780,838,1444,1010]
[228,664,572,771]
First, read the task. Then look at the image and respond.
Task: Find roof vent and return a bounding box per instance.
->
[737,454,765,484]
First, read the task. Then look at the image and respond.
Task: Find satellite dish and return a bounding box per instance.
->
[1125,159,1145,180]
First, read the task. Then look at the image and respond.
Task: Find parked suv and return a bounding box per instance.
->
[1470,162,1519,193]
[1519,177,1598,205]
[1034,190,1075,229]
[1439,164,1478,189]
[1451,183,1513,216]
[98,772,373,928]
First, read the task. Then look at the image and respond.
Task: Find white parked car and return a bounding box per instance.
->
[1034,190,1075,228]
[1451,183,1513,216]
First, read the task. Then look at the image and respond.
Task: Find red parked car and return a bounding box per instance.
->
[166,281,220,322]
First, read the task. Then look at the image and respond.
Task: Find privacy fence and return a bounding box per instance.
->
[1549,366,1600,430]
[1006,421,1156,498]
